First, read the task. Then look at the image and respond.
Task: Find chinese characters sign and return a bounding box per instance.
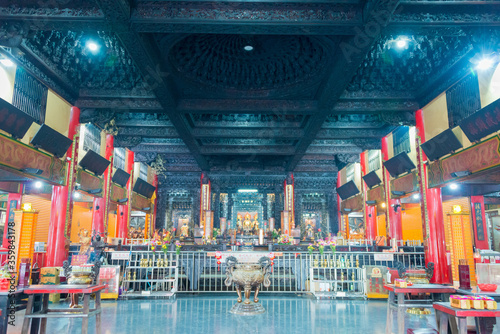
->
[460,98,500,143]
[474,202,485,241]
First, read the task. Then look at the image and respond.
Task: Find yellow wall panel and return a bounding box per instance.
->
[45,90,71,137]
[0,63,16,103]
[422,93,449,141]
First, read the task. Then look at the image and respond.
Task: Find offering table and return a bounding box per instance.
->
[384,284,456,334]
[21,284,104,334]
[434,302,500,334]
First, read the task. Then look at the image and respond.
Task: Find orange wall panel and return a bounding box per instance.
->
[70,203,93,243]
[108,212,117,238]
[22,195,51,243]
[376,214,386,237]
[401,204,423,242]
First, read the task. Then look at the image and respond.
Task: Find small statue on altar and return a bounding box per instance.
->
[252,214,259,234]
[78,229,92,255]
[137,227,144,239]
[304,220,315,240]
[180,221,190,238]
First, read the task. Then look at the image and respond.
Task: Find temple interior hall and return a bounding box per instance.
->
[0,0,500,333]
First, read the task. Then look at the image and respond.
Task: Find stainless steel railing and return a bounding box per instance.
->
[104,250,424,293]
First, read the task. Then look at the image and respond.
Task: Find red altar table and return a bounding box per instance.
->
[21,284,104,334]
[434,302,500,334]
[384,284,456,334]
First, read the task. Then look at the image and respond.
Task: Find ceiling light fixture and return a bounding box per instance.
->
[74,192,81,199]
[34,181,43,189]
[243,45,254,52]
[476,57,494,70]
[449,183,458,190]
[470,52,499,71]
[238,189,258,193]
[381,202,387,208]
[86,41,100,53]
[0,58,14,67]
[395,37,409,49]
[413,193,420,200]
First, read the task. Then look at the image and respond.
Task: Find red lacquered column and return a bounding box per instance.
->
[381,136,403,244]
[415,109,450,284]
[360,151,377,240]
[117,150,134,240]
[91,134,114,235]
[336,173,342,235]
[46,106,80,267]
[2,192,22,248]
[151,174,159,236]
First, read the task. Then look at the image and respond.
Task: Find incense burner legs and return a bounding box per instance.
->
[225,256,271,315]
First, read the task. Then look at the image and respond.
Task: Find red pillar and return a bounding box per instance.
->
[416,109,451,284]
[46,106,80,267]
[117,150,134,240]
[360,151,377,240]
[366,205,377,240]
[381,136,403,244]
[2,192,22,248]
[151,174,159,237]
[91,134,114,235]
[471,195,489,250]
[336,173,342,235]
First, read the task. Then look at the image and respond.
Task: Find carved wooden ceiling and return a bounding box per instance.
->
[1,0,498,174]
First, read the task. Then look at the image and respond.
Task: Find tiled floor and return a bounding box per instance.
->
[7,294,445,334]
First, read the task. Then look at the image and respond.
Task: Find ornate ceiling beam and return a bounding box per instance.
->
[133,144,191,154]
[178,99,318,115]
[287,0,401,171]
[131,2,362,35]
[115,118,172,127]
[332,99,419,113]
[311,138,381,148]
[94,0,210,170]
[200,146,296,155]
[75,97,162,110]
[316,126,394,139]
[192,128,304,139]
[0,6,106,32]
[390,2,500,28]
[117,127,179,138]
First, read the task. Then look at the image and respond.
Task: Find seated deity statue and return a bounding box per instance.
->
[304,220,315,240]
[180,221,190,238]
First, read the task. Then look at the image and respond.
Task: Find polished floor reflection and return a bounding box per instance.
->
[10,294,441,334]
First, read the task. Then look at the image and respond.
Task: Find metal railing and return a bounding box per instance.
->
[105,250,425,293]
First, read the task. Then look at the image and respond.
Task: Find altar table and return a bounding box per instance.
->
[384,284,456,334]
[21,285,104,334]
[434,302,500,334]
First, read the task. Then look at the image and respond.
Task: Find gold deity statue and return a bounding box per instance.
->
[78,229,91,255]
[180,221,190,238]
[252,214,259,233]
[242,213,253,235]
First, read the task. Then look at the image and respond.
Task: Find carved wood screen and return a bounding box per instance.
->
[113,147,126,170]
[368,150,381,172]
[12,67,48,124]
[446,73,481,128]
[83,123,101,153]
[392,126,411,156]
